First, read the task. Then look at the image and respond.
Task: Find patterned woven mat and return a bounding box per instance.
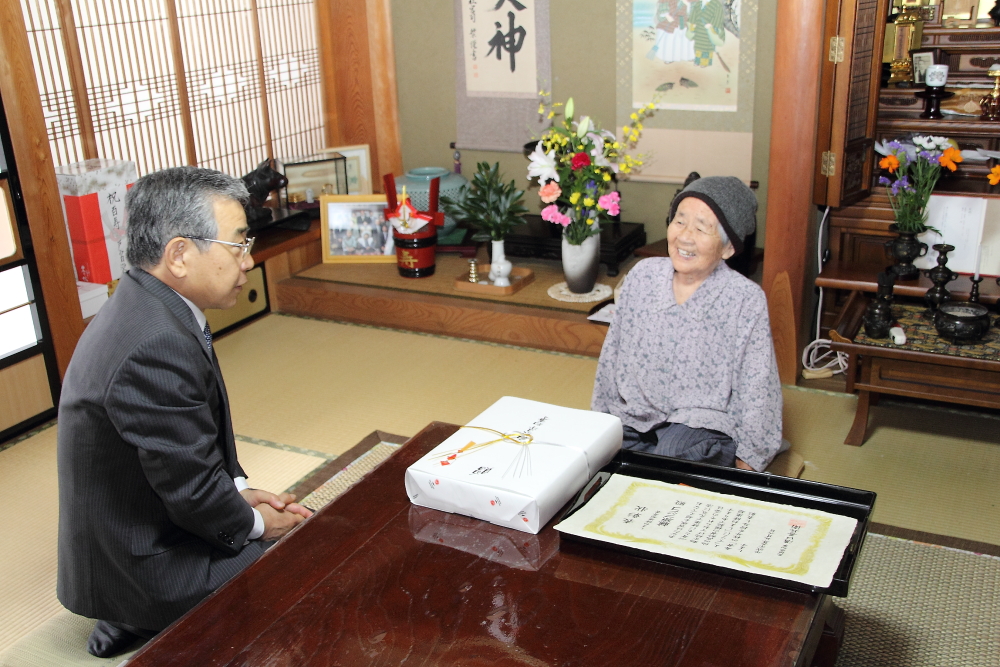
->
[835,533,1000,667]
[299,442,400,511]
[855,303,1000,361]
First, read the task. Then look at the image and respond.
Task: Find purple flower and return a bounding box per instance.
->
[890,176,914,196]
[918,150,937,162]
[879,176,891,186]
[887,140,904,152]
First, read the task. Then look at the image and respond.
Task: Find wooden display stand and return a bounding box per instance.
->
[453,265,535,296]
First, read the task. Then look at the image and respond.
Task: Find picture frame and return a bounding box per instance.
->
[320,194,395,263]
[321,144,373,195]
[910,48,938,85]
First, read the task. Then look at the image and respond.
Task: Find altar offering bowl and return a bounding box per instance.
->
[934,302,991,344]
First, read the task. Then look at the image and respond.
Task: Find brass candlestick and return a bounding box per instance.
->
[468,258,479,283]
[980,66,1000,121]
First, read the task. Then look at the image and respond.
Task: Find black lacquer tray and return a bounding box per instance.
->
[557,449,876,597]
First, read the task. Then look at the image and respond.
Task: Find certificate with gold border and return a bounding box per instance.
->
[554,474,858,588]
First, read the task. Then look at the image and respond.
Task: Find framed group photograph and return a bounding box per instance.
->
[320,194,395,263]
[911,48,938,86]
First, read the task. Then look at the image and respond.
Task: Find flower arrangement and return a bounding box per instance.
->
[875,135,963,234]
[527,95,655,245]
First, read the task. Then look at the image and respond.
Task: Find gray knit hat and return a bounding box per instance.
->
[667,176,757,254]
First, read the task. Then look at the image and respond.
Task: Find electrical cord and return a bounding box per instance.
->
[802,206,847,379]
[801,338,848,378]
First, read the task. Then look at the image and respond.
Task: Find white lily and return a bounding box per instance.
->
[576,116,590,137]
[587,132,612,168]
[527,141,560,183]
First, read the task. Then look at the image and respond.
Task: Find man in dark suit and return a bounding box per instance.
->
[57,167,312,657]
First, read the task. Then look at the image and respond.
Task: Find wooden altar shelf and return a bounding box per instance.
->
[275,277,609,356]
[272,255,622,357]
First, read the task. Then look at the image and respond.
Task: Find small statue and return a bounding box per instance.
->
[863,271,896,338]
[242,159,288,230]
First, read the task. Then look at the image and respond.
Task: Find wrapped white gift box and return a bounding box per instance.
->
[404,397,622,534]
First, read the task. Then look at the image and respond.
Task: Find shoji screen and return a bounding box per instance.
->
[19,0,325,176]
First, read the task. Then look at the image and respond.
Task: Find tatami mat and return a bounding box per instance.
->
[0,427,327,655]
[0,425,62,655]
[784,387,1000,545]
[835,534,1000,667]
[3,312,999,659]
[215,314,599,456]
[234,436,328,496]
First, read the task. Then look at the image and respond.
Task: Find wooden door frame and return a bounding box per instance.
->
[0,1,83,379]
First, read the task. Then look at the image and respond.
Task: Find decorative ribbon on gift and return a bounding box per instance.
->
[432,426,537,479]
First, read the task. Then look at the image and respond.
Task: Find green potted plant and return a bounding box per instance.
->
[441,161,527,287]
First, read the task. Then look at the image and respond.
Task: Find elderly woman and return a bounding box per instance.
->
[592,176,782,471]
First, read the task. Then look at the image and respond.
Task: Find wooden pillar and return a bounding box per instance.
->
[314,0,402,192]
[762,0,826,383]
[0,1,84,378]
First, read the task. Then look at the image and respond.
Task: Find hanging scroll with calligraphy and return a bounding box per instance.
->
[454,0,552,151]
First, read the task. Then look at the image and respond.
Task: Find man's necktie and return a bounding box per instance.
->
[203,322,213,351]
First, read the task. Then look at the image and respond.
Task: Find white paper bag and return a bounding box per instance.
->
[404,397,623,534]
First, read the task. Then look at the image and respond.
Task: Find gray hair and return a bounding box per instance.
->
[125,166,249,269]
[716,222,730,249]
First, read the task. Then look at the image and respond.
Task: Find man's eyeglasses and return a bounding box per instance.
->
[183,236,255,260]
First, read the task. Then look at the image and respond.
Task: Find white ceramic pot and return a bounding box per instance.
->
[561,232,600,294]
[924,64,949,87]
[490,239,512,287]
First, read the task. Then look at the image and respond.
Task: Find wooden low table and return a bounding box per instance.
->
[830,300,1000,446]
[126,423,844,667]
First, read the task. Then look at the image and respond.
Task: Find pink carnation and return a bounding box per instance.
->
[539,181,562,204]
[598,191,620,216]
[541,204,571,227]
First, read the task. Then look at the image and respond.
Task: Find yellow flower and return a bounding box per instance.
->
[548,111,555,119]
[537,103,544,114]
[603,173,611,182]
[636,123,643,131]
[584,197,595,207]
[570,192,581,205]
[577,145,584,150]
[586,219,594,225]
[612,142,620,149]
[630,113,638,121]
[989,165,1000,186]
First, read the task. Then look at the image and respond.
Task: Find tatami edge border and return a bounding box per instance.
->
[869,523,1000,559]
[234,433,335,460]
[0,419,57,454]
